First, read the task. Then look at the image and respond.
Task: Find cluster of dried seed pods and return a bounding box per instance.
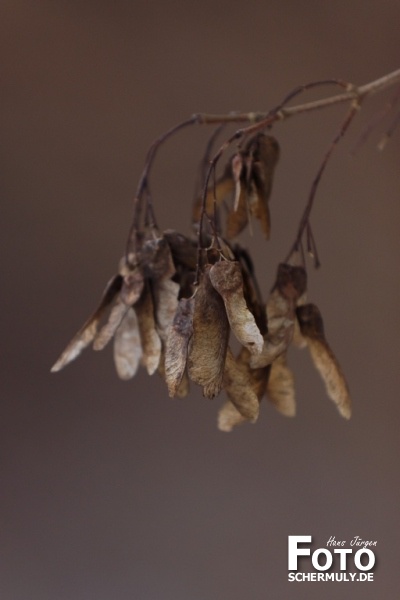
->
[52,132,351,430]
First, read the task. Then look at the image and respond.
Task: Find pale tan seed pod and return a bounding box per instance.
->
[51,274,123,372]
[223,347,260,420]
[93,299,130,351]
[296,303,352,419]
[218,401,247,432]
[187,266,229,398]
[267,354,296,417]
[165,297,194,397]
[237,346,269,402]
[135,285,162,375]
[154,278,180,342]
[113,308,142,380]
[209,260,263,355]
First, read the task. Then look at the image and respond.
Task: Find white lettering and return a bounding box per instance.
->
[334,548,352,570]
[354,549,375,571]
[312,548,333,571]
[288,536,312,570]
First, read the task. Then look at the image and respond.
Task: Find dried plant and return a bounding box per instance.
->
[52,69,400,430]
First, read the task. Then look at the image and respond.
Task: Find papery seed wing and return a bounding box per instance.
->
[226,186,248,238]
[135,284,162,375]
[51,274,123,372]
[267,354,296,417]
[93,299,130,351]
[218,401,247,432]
[209,260,263,355]
[296,303,352,419]
[187,266,229,398]
[165,297,194,397]
[113,308,142,380]
[223,347,259,420]
[154,278,180,342]
[237,346,269,401]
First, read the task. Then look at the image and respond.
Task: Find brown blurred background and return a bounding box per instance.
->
[1,1,399,598]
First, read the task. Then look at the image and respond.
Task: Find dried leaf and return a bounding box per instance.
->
[51,274,123,372]
[93,299,130,351]
[296,303,352,419]
[113,308,142,380]
[165,297,194,397]
[187,266,229,398]
[192,163,234,224]
[247,134,280,239]
[209,260,263,355]
[135,284,162,375]
[223,348,260,420]
[267,354,296,417]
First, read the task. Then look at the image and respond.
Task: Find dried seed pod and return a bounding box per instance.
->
[93,299,130,351]
[141,236,176,281]
[209,260,263,355]
[135,284,162,375]
[218,401,247,432]
[223,348,260,420]
[267,354,296,417]
[187,265,229,398]
[113,308,142,380]
[251,264,307,368]
[154,278,180,342]
[237,346,269,401]
[296,303,352,419]
[165,297,194,397]
[51,274,123,372]
[119,262,145,306]
[164,230,198,270]
[226,183,249,238]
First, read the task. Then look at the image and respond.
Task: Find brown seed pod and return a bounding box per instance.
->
[119,261,145,307]
[187,265,229,398]
[113,308,142,380]
[163,230,198,271]
[296,303,352,419]
[135,283,162,375]
[251,264,307,368]
[226,177,249,238]
[209,260,263,355]
[50,274,123,372]
[267,354,296,417]
[141,236,176,281]
[165,297,194,397]
[223,347,260,420]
